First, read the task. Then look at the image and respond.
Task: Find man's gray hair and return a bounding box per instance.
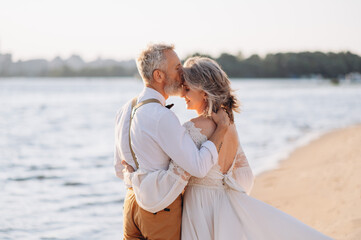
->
[136,43,175,83]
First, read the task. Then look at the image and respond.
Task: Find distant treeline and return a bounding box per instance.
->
[1,51,361,79]
[0,54,138,78]
[47,65,136,77]
[189,51,361,79]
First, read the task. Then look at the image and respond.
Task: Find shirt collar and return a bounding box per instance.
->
[138,87,166,106]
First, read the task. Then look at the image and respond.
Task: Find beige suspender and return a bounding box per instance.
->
[128,97,138,168]
[128,97,161,169]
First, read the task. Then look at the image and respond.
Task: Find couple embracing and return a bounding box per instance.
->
[114,44,332,240]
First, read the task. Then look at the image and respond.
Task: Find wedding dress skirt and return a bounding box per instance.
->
[181,121,332,240]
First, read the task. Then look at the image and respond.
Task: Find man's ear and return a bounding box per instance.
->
[152,69,165,83]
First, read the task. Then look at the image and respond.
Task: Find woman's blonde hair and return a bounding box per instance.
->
[183,57,240,122]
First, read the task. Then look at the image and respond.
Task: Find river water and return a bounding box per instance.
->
[1,78,360,239]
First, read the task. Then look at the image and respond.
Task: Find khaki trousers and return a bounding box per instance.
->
[123,188,182,240]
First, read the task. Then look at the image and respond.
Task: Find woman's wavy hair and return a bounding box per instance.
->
[183,57,240,122]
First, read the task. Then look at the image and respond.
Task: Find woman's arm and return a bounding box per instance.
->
[121,160,190,213]
[232,145,255,195]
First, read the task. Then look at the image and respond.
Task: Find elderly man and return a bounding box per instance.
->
[114,43,229,240]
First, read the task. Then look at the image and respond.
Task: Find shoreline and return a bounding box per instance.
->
[250,124,361,240]
[252,129,328,176]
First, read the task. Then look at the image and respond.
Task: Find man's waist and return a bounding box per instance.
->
[133,162,170,171]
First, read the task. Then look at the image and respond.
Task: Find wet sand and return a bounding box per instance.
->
[251,125,361,240]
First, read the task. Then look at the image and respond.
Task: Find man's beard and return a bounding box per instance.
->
[164,75,182,96]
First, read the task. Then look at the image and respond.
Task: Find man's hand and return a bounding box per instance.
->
[121,160,135,173]
[211,108,230,128]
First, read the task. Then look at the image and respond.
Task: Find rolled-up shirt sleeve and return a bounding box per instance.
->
[157,111,218,178]
[114,110,124,179]
[114,146,124,179]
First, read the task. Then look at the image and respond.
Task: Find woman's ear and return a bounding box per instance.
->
[152,69,165,83]
[203,92,208,99]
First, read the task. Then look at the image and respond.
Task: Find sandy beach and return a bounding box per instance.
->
[251,125,361,240]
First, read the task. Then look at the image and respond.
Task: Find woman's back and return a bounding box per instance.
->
[192,116,239,174]
[183,117,253,240]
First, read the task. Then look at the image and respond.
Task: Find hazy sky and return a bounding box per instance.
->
[1,0,360,61]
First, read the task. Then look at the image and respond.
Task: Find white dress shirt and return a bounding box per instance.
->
[114,87,218,212]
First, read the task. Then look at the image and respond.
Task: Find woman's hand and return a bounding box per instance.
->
[211,108,230,128]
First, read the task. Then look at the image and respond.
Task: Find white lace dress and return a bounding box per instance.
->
[181,121,332,240]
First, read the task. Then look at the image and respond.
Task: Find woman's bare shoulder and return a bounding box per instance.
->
[191,116,216,139]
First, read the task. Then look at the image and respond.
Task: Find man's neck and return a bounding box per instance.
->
[145,83,169,100]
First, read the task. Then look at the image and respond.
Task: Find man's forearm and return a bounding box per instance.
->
[209,125,228,153]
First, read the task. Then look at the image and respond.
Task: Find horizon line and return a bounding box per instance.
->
[1,49,360,63]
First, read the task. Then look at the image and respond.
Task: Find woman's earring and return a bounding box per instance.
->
[203,98,208,112]
[203,97,207,105]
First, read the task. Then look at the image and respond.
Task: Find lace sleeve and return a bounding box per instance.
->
[169,160,191,181]
[126,160,190,213]
[232,145,255,195]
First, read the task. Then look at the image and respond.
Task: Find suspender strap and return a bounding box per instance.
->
[128,97,138,168]
[132,99,162,118]
[128,97,162,169]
